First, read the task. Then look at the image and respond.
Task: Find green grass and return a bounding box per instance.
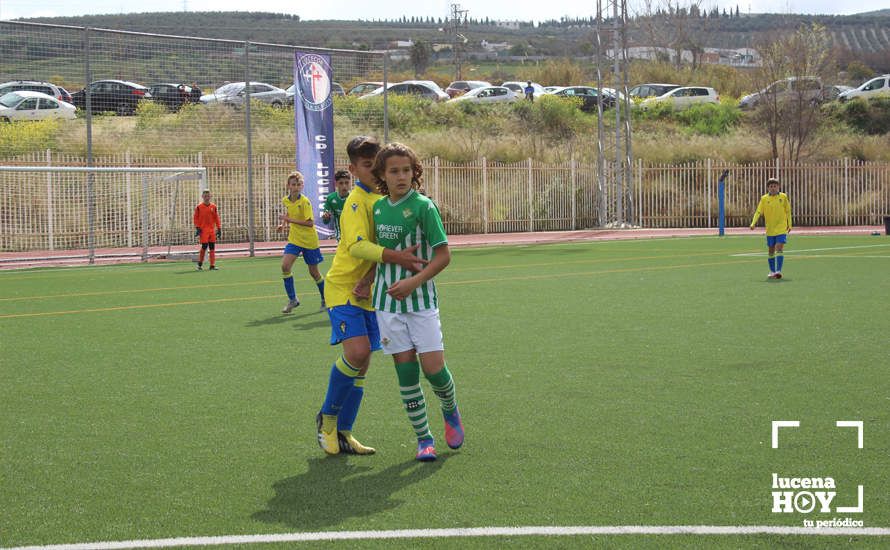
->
[2,235,890,548]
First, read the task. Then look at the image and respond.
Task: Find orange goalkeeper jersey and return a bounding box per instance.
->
[194,202,221,230]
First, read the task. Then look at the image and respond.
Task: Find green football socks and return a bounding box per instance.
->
[395,360,432,440]
[425,364,457,413]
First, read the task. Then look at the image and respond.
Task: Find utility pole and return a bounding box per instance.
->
[446,3,469,80]
[595,0,633,227]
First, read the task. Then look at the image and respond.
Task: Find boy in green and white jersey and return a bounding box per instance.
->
[367,142,464,462]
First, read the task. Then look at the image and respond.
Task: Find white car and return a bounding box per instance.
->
[200,82,287,107]
[0,90,77,122]
[359,80,449,101]
[448,86,517,104]
[502,81,546,99]
[839,75,890,102]
[640,86,719,111]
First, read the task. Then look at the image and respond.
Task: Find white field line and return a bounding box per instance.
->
[5,525,890,550]
[732,244,890,257]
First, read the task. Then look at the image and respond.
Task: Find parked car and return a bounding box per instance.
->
[445,80,491,98]
[820,85,854,102]
[628,83,681,99]
[0,80,73,104]
[200,82,287,108]
[640,86,719,110]
[0,91,77,122]
[839,75,890,102]
[542,86,561,93]
[738,77,822,110]
[148,83,201,111]
[501,81,545,99]
[347,82,383,96]
[547,86,615,111]
[359,80,449,101]
[284,81,344,106]
[448,85,516,104]
[70,80,152,115]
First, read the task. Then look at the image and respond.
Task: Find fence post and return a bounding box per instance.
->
[528,158,534,232]
[707,158,712,229]
[45,150,54,250]
[244,41,255,257]
[125,150,133,247]
[482,157,489,234]
[844,157,850,226]
[638,158,643,228]
[141,174,149,262]
[383,53,389,144]
[434,157,440,204]
[264,153,271,242]
[570,156,576,230]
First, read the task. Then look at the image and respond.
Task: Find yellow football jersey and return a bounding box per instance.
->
[751,192,792,237]
[324,182,383,310]
[282,194,319,249]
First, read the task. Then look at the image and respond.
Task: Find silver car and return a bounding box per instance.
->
[448,86,517,104]
[739,77,823,110]
[200,82,287,108]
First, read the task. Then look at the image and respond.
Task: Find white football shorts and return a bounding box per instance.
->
[375,308,444,355]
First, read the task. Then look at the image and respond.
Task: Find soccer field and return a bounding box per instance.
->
[2,235,889,549]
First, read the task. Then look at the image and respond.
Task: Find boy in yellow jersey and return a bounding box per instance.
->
[277,171,325,312]
[750,177,792,279]
[316,136,428,455]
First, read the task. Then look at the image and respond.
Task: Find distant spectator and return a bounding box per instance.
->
[524,81,534,102]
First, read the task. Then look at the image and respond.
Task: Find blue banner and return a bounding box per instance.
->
[294,51,335,238]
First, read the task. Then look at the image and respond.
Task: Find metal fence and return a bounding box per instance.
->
[2,152,888,255]
[640,158,890,228]
[0,20,388,160]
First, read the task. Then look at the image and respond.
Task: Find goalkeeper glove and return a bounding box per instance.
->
[195,227,201,237]
[216,228,221,239]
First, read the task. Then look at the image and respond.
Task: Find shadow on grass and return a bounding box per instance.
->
[252,455,447,530]
[246,310,329,329]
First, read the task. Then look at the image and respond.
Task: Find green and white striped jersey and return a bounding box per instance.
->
[372,189,448,313]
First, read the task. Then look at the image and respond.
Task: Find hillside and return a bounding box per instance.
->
[17,11,890,59]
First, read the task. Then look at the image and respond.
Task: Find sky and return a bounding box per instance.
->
[1,0,886,22]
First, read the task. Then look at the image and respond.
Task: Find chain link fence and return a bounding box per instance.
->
[0,20,390,260]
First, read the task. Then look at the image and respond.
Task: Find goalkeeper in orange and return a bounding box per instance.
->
[194,189,222,271]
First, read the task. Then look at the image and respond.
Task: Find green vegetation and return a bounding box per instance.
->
[826,97,890,136]
[0,118,61,156]
[2,236,890,548]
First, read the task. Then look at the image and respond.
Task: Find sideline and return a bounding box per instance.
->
[5,525,890,550]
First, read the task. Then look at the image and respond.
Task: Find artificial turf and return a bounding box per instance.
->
[1,235,888,548]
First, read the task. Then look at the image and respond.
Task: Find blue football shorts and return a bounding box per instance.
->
[283,243,323,265]
[766,234,788,247]
[328,303,382,351]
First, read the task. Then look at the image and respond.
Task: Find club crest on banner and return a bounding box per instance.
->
[297,54,333,111]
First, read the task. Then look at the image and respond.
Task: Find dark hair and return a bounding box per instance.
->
[371,142,424,197]
[334,170,351,181]
[346,136,381,163]
[767,177,780,186]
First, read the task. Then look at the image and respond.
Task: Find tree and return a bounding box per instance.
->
[410,40,432,78]
[751,24,834,162]
[639,0,711,69]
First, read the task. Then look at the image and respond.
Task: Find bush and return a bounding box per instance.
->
[829,97,890,135]
[674,102,741,136]
[0,119,60,156]
[134,100,169,130]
